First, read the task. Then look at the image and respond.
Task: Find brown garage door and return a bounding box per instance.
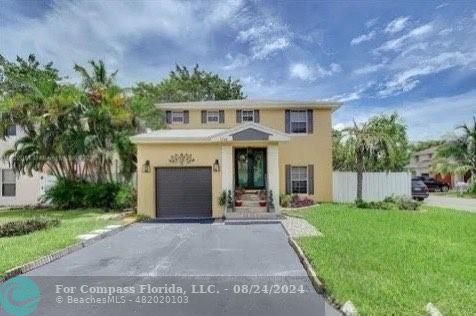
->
[156,167,212,218]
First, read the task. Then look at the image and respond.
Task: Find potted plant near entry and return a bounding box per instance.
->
[259,190,267,207]
[235,187,243,207]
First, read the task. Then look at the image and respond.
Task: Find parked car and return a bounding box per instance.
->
[413,176,450,192]
[411,177,429,201]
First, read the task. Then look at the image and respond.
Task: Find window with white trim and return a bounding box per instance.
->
[171,111,184,123]
[207,110,219,123]
[242,110,254,122]
[2,169,16,197]
[290,110,308,133]
[291,166,308,194]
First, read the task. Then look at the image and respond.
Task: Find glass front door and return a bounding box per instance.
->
[235,148,266,189]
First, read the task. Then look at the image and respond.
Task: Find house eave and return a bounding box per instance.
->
[156,99,342,112]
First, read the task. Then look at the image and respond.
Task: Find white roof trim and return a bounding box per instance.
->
[156,99,342,112]
[130,123,290,144]
[210,123,290,142]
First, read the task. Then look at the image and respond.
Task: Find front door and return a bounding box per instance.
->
[235,148,266,189]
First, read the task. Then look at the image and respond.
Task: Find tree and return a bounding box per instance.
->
[0,55,160,183]
[339,113,406,201]
[133,64,245,104]
[434,116,476,183]
[74,60,118,89]
[409,139,444,153]
[334,113,409,172]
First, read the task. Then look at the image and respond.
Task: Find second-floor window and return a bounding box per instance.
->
[290,110,308,133]
[6,124,16,137]
[171,111,184,123]
[242,110,254,122]
[207,110,219,123]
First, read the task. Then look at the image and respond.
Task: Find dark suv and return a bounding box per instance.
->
[413,176,450,192]
[411,177,429,201]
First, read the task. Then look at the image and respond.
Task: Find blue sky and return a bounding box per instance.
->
[1,0,475,140]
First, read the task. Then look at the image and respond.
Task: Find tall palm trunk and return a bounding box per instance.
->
[356,152,364,201]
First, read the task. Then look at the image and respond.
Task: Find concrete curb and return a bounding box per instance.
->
[0,221,135,283]
[280,221,344,315]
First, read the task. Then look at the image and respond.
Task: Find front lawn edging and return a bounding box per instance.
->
[280,221,346,315]
[281,204,319,212]
[0,220,135,283]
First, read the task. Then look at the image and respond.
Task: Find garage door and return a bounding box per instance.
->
[156,167,212,218]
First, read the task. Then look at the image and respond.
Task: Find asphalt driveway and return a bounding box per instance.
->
[425,195,476,213]
[26,222,339,316]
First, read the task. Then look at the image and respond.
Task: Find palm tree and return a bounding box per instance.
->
[434,116,476,184]
[341,115,401,201]
[74,60,118,89]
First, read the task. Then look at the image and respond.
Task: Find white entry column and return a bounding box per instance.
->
[267,144,280,213]
[221,145,233,193]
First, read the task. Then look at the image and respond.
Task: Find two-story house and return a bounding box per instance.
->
[0,125,49,206]
[131,99,341,219]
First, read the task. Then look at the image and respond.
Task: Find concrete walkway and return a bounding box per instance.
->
[425,195,476,213]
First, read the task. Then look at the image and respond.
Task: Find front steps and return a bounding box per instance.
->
[227,191,279,220]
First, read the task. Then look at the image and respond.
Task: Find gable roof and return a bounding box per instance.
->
[130,123,290,144]
[156,99,342,112]
[210,123,290,142]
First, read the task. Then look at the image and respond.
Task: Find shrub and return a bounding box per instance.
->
[280,193,315,208]
[0,217,60,238]
[218,190,227,206]
[356,195,420,211]
[280,194,292,207]
[44,180,136,210]
[113,184,136,210]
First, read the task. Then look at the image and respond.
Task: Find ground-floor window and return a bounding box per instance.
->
[2,169,16,197]
[291,166,308,194]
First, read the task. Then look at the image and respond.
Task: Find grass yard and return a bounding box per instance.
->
[0,209,130,275]
[291,204,476,315]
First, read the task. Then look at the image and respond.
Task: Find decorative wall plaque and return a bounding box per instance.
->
[169,153,195,165]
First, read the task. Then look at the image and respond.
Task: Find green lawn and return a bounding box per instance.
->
[291,204,476,315]
[0,209,127,275]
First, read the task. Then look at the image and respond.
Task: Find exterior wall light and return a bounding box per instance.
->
[213,159,220,172]
[142,160,151,173]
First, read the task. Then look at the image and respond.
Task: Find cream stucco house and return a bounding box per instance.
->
[131,99,341,219]
[0,125,51,206]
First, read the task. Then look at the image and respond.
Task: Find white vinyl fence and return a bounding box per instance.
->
[333,172,411,202]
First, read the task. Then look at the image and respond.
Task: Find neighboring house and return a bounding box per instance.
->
[131,99,341,219]
[0,125,49,206]
[406,146,465,187]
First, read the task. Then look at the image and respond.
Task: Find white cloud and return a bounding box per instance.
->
[438,28,452,36]
[236,21,292,60]
[289,62,341,81]
[0,0,245,84]
[328,81,376,102]
[223,53,249,70]
[377,23,433,52]
[379,51,476,96]
[290,63,315,81]
[365,17,379,28]
[350,31,376,46]
[252,37,290,60]
[384,16,410,34]
[436,3,449,9]
[335,90,476,140]
[353,61,387,74]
